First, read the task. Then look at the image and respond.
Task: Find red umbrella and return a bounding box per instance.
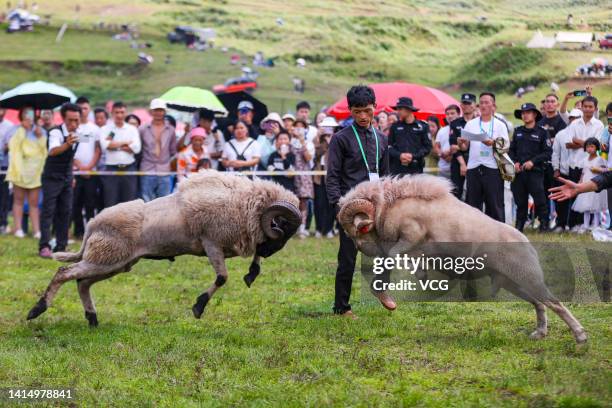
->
[326,82,460,124]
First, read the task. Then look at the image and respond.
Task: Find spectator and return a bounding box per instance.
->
[551,109,583,232]
[560,86,598,124]
[282,113,296,133]
[72,96,101,239]
[125,114,141,128]
[256,112,283,169]
[221,120,261,172]
[602,102,612,229]
[295,101,318,143]
[94,108,109,128]
[315,111,327,127]
[290,118,315,238]
[571,138,608,232]
[234,101,259,140]
[426,115,440,170]
[564,96,605,230]
[458,92,509,222]
[538,93,567,205]
[99,101,141,207]
[93,107,108,213]
[39,103,82,258]
[388,97,431,176]
[0,108,15,234]
[433,105,461,179]
[177,127,209,183]
[265,130,295,192]
[40,109,54,134]
[313,116,338,238]
[509,103,551,232]
[449,93,478,199]
[6,107,47,238]
[196,108,225,170]
[387,112,399,127]
[139,99,177,202]
[377,110,390,136]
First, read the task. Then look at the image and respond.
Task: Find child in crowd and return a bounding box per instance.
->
[266,130,295,193]
[572,137,608,231]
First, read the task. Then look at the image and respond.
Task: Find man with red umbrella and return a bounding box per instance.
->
[388,97,431,176]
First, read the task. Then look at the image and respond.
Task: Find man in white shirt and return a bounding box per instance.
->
[551,109,583,231]
[72,96,101,238]
[435,104,461,179]
[99,101,141,207]
[458,92,509,222]
[0,108,16,234]
[39,103,81,258]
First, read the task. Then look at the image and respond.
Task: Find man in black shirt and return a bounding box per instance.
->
[327,85,392,318]
[538,93,567,196]
[509,103,552,232]
[388,97,431,176]
[449,93,477,199]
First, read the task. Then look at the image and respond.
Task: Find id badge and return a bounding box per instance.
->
[369,172,380,182]
[479,149,490,157]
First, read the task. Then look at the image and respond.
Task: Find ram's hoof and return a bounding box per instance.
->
[529,330,547,340]
[244,262,260,288]
[192,293,210,319]
[26,298,47,320]
[85,311,99,327]
[243,273,255,288]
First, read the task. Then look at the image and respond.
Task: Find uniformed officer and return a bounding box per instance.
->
[449,93,477,199]
[509,103,552,232]
[388,97,432,176]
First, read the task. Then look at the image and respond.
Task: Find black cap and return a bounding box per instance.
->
[460,93,476,104]
[514,102,543,121]
[393,97,419,111]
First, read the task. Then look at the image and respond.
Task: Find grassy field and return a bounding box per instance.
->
[0,0,610,116]
[0,232,610,407]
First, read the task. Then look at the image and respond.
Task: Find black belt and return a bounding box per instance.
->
[107,163,133,169]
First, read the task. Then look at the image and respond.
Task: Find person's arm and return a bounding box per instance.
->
[124,128,141,154]
[560,92,573,115]
[380,142,390,176]
[326,134,344,209]
[387,126,401,159]
[177,153,188,182]
[549,175,602,201]
[551,136,561,173]
[169,128,177,158]
[49,130,78,157]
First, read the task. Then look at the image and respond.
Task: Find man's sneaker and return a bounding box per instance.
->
[326,231,335,239]
[314,231,322,239]
[570,226,581,233]
[39,247,53,259]
[14,229,25,238]
[337,310,358,320]
[33,231,41,239]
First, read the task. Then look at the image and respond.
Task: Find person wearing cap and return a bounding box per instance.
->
[177,127,209,183]
[256,112,284,169]
[282,113,296,133]
[448,93,477,199]
[551,109,584,232]
[457,92,509,222]
[139,98,177,202]
[326,85,393,319]
[236,100,259,140]
[388,97,431,176]
[508,103,552,232]
[99,101,142,208]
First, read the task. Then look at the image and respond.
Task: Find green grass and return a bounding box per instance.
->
[0,233,610,406]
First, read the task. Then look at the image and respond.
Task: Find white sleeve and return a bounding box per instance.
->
[559,111,569,124]
[99,126,110,151]
[48,129,63,152]
[551,136,561,171]
[249,140,261,158]
[222,142,233,160]
[498,121,509,141]
[128,126,141,154]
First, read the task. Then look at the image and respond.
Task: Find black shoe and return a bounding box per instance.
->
[516,222,525,232]
[538,223,551,233]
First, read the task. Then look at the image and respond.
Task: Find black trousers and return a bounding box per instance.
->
[334,224,358,314]
[511,170,548,230]
[102,164,138,208]
[40,177,73,251]
[466,166,505,222]
[554,173,571,229]
[567,167,584,228]
[72,175,98,237]
[314,181,334,235]
[450,160,465,200]
[0,171,10,227]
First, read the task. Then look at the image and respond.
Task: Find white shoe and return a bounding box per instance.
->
[570,226,581,233]
[326,231,335,239]
[578,226,587,234]
[314,231,322,239]
[33,231,41,239]
[14,229,25,238]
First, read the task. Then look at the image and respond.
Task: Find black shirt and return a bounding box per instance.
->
[326,123,389,206]
[538,114,566,139]
[388,119,432,174]
[266,151,296,193]
[449,117,469,166]
[509,125,552,170]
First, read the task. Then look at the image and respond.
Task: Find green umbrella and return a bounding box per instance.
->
[159,86,228,114]
[0,81,76,109]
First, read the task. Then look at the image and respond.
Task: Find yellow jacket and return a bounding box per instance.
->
[6,126,47,189]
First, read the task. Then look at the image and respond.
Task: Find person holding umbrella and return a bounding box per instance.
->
[5,107,47,238]
[38,103,82,258]
[388,97,432,176]
[508,103,552,232]
[237,100,259,140]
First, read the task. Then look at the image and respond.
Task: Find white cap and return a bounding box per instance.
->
[282,113,296,122]
[150,98,167,110]
[319,116,339,128]
[260,112,283,127]
[568,108,583,118]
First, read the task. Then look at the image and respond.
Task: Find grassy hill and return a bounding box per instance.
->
[0,0,611,115]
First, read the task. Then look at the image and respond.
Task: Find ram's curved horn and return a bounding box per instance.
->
[261,200,301,240]
[337,199,375,233]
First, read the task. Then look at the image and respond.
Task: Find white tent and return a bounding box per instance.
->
[526,30,556,49]
[555,32,593,44]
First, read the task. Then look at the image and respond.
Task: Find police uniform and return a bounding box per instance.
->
[509,104,552,231]
[538,113,567,192]
[388,97,431,176]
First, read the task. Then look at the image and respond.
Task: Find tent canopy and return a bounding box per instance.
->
[526,30,556,49]
[555,32,593,44]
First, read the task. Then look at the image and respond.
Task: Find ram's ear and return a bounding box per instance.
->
[354,214,374,235]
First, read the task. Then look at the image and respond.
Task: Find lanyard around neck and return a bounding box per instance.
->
[351,124,379,174]
[479,117,494,138]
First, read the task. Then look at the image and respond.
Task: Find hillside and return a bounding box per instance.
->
[0,0,611,114]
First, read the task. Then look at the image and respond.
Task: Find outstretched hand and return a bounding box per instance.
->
[548,177,578,201]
